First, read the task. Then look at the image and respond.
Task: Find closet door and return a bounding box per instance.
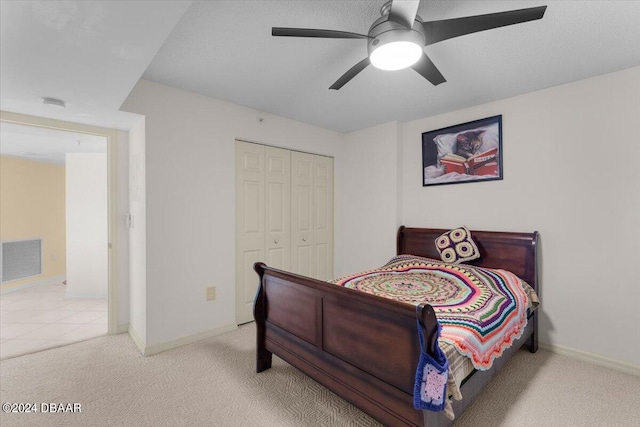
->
[291,152,334,280]
[313,156,334,281]
[290,151,315,277]
[236,142,333,324]
[235,141,265,325]
[265,146,291,271]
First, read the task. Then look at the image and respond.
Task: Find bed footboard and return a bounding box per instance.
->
[253,262,439,427]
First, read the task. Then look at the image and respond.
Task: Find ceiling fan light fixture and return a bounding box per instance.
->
[370,41,422,70]
[367,25,425,72]
[272,1,547,89]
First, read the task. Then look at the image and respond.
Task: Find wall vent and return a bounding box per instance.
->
[1,239,42,283]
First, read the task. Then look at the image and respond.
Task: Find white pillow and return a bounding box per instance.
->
[433,133,457,165]
[476,123,499,152]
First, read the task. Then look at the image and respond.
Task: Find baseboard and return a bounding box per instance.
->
[539,342,640,376]
[0,275,65,294]
[128,325,146,355]
[143,323,238,356]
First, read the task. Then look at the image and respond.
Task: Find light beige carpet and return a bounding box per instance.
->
[1,323,639,427]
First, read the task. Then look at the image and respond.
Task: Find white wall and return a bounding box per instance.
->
[65,153,109,298]
[121,68,639,367]
[121,80,342,347]
[397,67,640,366]
[334,122,401,277]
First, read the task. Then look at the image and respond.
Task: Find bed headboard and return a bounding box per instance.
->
[397,226,539,291]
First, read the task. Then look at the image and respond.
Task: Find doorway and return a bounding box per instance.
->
[0,116,117,359]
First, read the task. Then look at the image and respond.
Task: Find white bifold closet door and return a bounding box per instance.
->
[235,140,332,324]
[235,141,265,325]
[290,151,334,281]
[265,146,291,272]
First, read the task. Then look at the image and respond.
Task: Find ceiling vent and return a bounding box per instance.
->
[42,97,66,108]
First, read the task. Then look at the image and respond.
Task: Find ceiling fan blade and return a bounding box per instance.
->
[389,0,420,29]
[329,58,370,90]
[422,5,547,46]
[272,27,370,39]
[411,52,446,86]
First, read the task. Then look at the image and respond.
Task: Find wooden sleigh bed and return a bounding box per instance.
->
[253,226,539,426]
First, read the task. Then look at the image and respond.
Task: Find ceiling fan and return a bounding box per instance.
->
[272,0,547,90]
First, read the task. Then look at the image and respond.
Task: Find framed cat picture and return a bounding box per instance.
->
[422,115,503,187]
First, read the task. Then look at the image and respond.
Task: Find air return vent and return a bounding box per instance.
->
[1,239,42,283]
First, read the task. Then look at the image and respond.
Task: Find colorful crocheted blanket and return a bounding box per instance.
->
[331,255,530,370]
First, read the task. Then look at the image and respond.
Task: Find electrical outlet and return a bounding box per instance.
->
[206,286,216,301]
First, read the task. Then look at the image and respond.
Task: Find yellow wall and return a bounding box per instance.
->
[0,155,66,290]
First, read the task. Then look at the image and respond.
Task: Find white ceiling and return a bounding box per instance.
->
[143,0,640,132]
[0,122,106,166]
[0,1,639,134]
[0,1,189,164]
[0,0,191,130]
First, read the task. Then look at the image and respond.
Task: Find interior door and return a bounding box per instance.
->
[235,141,265,324]
[313,155,334,281]
[265,146,290,271]
[290,151,315,277]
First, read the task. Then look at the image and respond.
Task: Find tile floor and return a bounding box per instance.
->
[0,282,107,359]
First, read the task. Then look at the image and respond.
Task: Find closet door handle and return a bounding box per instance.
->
[274,240,279,245]
[302,237,307,242]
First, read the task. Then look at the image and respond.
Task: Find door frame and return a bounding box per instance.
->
[1,111,121,335]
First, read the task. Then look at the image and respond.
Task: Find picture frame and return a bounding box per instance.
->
[422,115,503,187]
